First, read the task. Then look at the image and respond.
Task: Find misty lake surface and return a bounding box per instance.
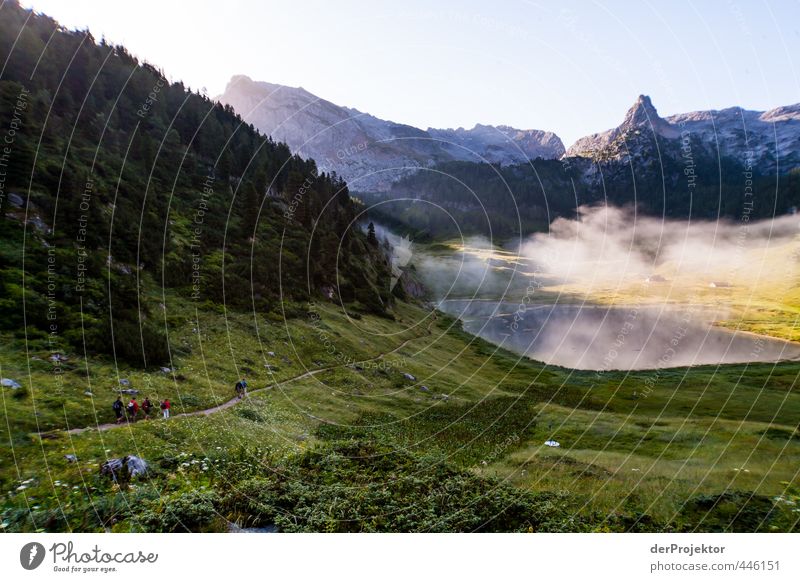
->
[438,300,800,370]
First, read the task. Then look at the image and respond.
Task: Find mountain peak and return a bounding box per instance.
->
[623,94,661,127]
[227,74,253,88]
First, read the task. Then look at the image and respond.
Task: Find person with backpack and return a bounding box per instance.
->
[160,398,170,419]
[127,397,139,422]
[141,397,153,419]
[235,377,248,399]
[112,396,124,424]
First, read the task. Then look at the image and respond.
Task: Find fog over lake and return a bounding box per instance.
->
[438,300,800,371]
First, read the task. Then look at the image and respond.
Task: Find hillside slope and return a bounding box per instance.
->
[0,1,392,367]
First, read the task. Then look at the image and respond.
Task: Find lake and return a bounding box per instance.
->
[437,300,800,370]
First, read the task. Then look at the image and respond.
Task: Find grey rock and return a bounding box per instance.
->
[64,454,77,463]
[126,456,148,476]
[228,521,279,533]
[7,192,24,208]
[27,215,50,234]
[1,378,22,389]
[403,373,416,381]
[100,455,147,482]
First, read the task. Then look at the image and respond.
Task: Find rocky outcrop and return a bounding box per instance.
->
[566,95,800,173]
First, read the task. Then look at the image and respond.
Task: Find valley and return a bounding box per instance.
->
[1,0,799,536]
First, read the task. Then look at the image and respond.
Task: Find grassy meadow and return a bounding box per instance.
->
[2,290,799,532]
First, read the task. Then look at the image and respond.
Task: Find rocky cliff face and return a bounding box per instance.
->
[567,95,800,173]
[426,124,565,165]
[217,75,565,191]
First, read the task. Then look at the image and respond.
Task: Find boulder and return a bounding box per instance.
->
[1,378,22,389]
[8,192,24,207]
[100,455,148,484]
[126,456,148,476]
[116,388,139,395]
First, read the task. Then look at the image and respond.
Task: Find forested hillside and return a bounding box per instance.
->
[0,1,391,366]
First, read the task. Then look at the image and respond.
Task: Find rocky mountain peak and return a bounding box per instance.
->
[567,94,800,173]
[623,94,660,127]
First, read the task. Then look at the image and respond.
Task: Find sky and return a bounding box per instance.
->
[19,0,800,147]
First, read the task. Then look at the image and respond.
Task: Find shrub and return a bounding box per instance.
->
[134,490,222,532]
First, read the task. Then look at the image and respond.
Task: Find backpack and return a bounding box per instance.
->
[113,400,122,412]
[160,401,166,410]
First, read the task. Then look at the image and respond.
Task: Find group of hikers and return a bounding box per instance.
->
[112,395,170,424]
[111,377,248,423]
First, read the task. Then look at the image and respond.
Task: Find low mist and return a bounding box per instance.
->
[519,205,800,287]
[392,205,800,371]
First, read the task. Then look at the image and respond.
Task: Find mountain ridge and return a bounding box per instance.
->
[220,76,800,191]
[217,75,566,191]
[566,94,800,171]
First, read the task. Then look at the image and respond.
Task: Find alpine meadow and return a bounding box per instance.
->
[1,0,800,542]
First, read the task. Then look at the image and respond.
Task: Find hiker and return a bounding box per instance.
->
[141,397,153,419]
[235,377,248,399]
[160,398,170,419]
[126,397,139,422]
[112,396,124,424]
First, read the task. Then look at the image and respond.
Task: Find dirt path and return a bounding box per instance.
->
[57,316,435,436]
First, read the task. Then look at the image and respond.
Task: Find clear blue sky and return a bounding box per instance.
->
[21,0,800,146]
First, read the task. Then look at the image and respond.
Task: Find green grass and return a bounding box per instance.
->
[2,296,800,532]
